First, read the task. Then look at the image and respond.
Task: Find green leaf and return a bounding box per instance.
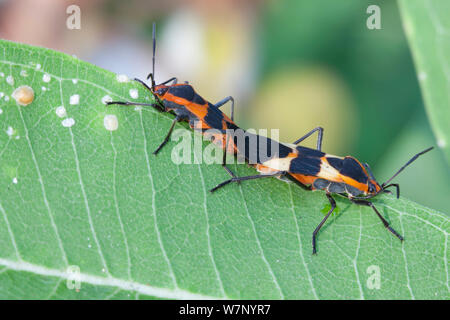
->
[0,40,448,300]
[398,0,450,163]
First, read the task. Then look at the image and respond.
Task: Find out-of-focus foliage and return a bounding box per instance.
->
[399,0,450,163]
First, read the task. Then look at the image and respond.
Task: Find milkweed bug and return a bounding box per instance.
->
[210,127,433,254]
[106,23,239,178]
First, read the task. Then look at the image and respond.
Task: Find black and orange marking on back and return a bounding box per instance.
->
[210,125,433,254]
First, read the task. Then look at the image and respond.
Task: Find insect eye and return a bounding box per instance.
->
[368,183,376,193]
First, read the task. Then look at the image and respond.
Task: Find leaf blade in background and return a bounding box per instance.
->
[398,0,450,163]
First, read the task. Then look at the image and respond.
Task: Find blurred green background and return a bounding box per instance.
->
[1,0,448,213]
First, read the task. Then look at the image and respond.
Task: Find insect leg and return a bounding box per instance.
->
[109,78,165,112]
[145,73,178,86]
[312,193,335,254]
[221,133,238,179]
[135,76,176,92]
[292,127,324,151]
[214,96,235,121]
[158,77,178,86]
[134,78,153,92]
[350,199,404,241]
[153,115,181,155]
[382,183,400,198]
[210,171,286,193]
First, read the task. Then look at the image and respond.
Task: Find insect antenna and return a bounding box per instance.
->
[147,22,157,89]
[381,146,433,188]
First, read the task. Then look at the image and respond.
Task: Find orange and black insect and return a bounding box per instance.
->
[210,127,433,254]
[106,23,239,178]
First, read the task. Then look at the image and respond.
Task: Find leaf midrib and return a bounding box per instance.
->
[0,258,224,299]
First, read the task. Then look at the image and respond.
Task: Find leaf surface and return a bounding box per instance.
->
[0,40,448,299]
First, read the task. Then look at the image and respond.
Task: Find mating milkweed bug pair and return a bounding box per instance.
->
[107,23,433,254]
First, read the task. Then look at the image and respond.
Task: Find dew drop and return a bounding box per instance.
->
[12,85,34,106]
[55,106,67,118]
[42,73,51,83]
[116,74,129,83]
[104,114,119,131]
[101,95,112,104]
[6,75,14,86]
[6,126,14,137]
[62,118,75,128]
[129,89,138,99]
[70,94,80,105]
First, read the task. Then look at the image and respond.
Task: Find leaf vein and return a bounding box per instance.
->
[0,201,21,260]
[194,152,227,298]
[139,110,178,289]
[288,184,318,299]
[110,133,132,280]
[17,105,69,267]
[237,178,284,299]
